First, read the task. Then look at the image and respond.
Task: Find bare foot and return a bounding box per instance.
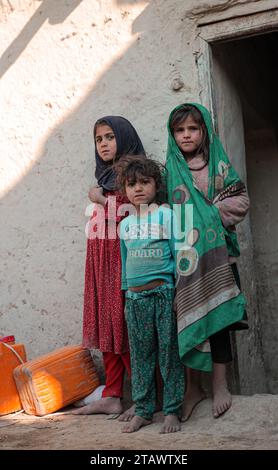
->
[118,404,135,422]
[212,385,232,418]
[182,389,206,422]
[121,415,152,433]
[181,368,206,422]
[160,414,181,434]
[212,362,232,418]
[72,397,122,415]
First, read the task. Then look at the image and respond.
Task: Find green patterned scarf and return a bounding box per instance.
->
[166,103,246,371]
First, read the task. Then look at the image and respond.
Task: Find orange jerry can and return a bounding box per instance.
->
[0,335,27,416]
[13,345,100,416]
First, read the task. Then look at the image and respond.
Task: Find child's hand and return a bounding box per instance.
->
[88,186,106,205]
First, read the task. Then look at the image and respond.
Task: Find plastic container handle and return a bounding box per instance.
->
[1,342,25,364]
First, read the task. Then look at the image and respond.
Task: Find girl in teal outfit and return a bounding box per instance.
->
[116,155,184,434]
[166,103,249,420]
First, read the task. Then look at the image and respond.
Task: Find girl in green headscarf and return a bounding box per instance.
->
[166,103,249,420]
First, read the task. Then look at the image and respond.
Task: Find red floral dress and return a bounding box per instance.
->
[82,191,129,354]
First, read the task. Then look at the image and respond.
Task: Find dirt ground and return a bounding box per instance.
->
[0,394,278,450]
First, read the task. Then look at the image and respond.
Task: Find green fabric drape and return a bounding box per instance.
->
[166,103,246,371]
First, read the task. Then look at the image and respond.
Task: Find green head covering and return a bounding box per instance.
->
[166,103,246,371]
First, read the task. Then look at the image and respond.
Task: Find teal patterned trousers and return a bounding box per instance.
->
[125,284,184,420]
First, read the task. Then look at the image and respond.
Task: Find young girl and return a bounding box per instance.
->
[116,155,184,434]
[74,116,145,417]
[166,103,249,420]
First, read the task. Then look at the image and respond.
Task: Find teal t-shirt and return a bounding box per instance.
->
[120,205,178,289]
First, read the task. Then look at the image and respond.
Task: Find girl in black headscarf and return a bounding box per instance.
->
[74,116,145,417]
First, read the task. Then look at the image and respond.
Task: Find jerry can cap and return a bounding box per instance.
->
[0,335,15,343]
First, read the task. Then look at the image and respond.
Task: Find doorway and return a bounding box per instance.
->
[210,32,278,393]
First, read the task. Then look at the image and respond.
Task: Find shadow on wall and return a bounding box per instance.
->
[0,0,83,79]
[1,0,194,357]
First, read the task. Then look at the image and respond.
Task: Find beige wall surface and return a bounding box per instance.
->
[1,0,276,395]
[0,0,200,359]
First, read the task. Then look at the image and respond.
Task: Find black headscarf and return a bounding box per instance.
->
[94,116,145,191]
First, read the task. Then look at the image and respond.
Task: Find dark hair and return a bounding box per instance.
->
[170,105,209,162]
[114,155,166,204]
[93,119,109,138]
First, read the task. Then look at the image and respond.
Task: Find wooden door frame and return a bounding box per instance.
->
[194,8,278,131]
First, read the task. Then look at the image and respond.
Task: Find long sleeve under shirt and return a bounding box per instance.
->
[120,205,177,290]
